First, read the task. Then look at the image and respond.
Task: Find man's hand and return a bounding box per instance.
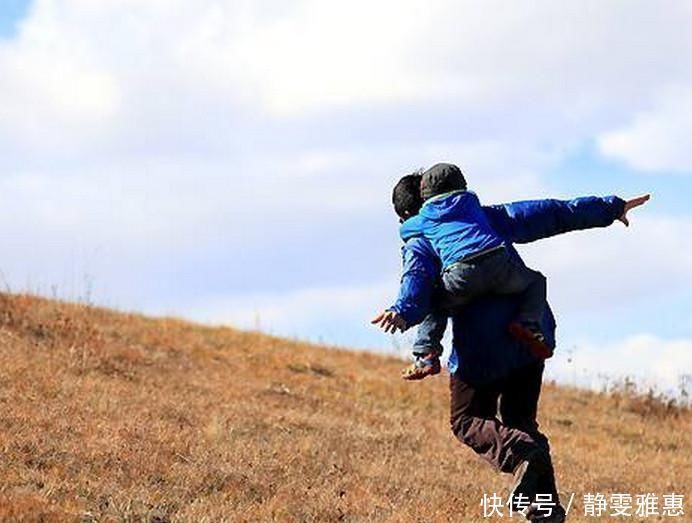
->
[618,194,651,227]
[371,310,407,333]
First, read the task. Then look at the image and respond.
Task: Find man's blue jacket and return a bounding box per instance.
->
[390,196,626,384]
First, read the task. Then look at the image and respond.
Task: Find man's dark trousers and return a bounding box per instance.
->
[449,360,559,499]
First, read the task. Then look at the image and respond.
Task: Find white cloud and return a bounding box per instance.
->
[1,0,691,184]
[519,214,692,311]
[219,0,431,115]
[517,212,692,393]
[0,1,120,147]
[0,0,691,398]
[414,140,560,201]
[182,281,398,351]
[547,334,692,398]
[3,1,692,138]
[598,86,692,173]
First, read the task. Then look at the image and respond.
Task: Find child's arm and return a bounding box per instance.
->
[483,194,649,244]
[371,239,439,333]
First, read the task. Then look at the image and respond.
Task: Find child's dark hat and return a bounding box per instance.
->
[420,163,467,201]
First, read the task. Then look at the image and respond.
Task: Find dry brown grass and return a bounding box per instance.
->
[0,293,689,522]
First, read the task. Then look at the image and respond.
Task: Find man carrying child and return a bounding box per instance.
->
[372,163,649,521]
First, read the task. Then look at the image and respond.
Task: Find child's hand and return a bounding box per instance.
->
[618,194,651,227]
[371,310,407,333]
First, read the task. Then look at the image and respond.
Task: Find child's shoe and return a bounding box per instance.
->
[401,354,441,380]
[509,321,553,360]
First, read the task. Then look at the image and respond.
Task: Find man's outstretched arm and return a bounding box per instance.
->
[484,194,650,245]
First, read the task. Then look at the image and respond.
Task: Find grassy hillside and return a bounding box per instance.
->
[0,293,689,522]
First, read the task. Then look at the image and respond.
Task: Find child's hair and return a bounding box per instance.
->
[392,171,424,220]
[420,163,467,201]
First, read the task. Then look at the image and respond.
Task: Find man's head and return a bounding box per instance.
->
[420,163,467,201]
[392,171,424,221]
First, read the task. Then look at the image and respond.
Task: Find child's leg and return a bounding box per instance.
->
[504,264,547,325]
[401,308,446,380]
[440,261,480,307]
[443,249,552,359]
[441,250,547,324]
[411,277,472,359]
[481,251,552,358]
[402,286,455,380]
[412,309,447,359]
[482,251,547,325]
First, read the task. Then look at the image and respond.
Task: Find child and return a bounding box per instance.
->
[376,163,551,379]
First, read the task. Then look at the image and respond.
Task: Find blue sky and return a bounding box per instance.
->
[0,1,29,38]
[1,1,691,396]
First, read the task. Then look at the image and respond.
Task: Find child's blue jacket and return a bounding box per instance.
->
[391,195,626,384]
[400,190,504,269]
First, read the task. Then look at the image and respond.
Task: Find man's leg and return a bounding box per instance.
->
[449,372,547,474]
[499,361,548,450]
[500,362,564,521]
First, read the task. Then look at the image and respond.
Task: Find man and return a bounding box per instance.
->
[373,171,649,522]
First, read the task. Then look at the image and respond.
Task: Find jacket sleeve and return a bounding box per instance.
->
[483,195,626,244]
[388,238,439,329]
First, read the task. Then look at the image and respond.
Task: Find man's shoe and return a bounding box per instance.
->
[509,322,553,360]
[401,354,441,380]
